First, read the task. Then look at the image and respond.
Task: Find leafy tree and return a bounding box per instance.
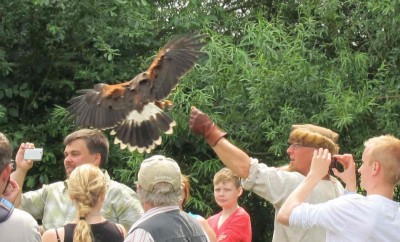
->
[1,0,399,241]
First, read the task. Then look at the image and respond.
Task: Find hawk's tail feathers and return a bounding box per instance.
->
[111,103,176,153]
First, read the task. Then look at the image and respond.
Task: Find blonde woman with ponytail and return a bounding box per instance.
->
[42,164,126,242]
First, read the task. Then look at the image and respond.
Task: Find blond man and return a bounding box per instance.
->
[278,135,400,242]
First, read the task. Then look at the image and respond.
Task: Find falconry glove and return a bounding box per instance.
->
[189,107,227,146]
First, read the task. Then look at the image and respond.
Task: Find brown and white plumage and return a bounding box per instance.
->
[68,33,207,153]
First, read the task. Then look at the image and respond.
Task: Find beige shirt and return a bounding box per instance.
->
[242,158,344,242]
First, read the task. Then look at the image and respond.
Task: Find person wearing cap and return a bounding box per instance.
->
[11,129,143,232]
[0,132,41,242]
[277,135,400,242]
[124,155,208,242]
[189,107,344,242]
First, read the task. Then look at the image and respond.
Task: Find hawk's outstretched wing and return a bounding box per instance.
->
[67,33,208,153]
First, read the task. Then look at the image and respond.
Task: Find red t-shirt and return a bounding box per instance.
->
[207,207,252,242]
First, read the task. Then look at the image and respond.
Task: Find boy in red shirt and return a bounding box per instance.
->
[207,168,252,242]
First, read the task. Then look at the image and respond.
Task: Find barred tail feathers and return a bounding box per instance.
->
[111,103,176,153]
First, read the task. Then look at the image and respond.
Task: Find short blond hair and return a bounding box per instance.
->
[364,135,400,185]
[213,167,241,188]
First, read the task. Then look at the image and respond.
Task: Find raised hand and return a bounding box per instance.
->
[2,179,20,204]
[189,107,227,146]
[308,148,331,180]
[15,143,35,173]
[332,154,357,192]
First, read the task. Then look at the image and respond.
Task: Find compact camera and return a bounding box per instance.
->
[329,157,344,175]
[24,148,43,161]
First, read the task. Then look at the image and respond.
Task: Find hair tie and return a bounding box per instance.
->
[79,216,85,220]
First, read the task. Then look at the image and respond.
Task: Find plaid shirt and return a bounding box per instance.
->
[21,171,143,232]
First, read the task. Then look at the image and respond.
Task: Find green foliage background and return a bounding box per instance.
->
[1,0,399,241]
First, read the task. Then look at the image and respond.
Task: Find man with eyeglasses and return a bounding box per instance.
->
[189,107,344,242]
[0,132,41,242]
[278,135,400,242]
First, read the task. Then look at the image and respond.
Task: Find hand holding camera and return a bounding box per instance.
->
[309,149,357,192]
[24,148,43,161]
[329,157,344,174]
[14,143,42,174]
[329,154,357,192]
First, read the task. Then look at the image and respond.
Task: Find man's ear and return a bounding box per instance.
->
[136,184,142,193]
[372,161,380,175]
[1,164,11,183]
[92,153,101,167]
[237,187,243,197]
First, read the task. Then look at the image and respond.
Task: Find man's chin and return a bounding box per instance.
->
[65,168,74,177]
[287,162,295,172]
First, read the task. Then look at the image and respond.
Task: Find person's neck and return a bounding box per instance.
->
[304,168,330,180]
[367,185,395,200]
[143,203,155,212]
[217,204,239,229]
[143,203,178,212]
[74,199,106,224]
[221,204,239,217]
[76,211,105,224]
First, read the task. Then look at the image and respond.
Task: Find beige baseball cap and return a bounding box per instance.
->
[138,155,181,192]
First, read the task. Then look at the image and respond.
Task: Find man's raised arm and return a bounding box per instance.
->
[10,143,35,207]
[189,107,251,178]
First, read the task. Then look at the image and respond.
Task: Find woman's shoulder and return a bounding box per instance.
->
[42,227,64,242]
[92,221,126,240]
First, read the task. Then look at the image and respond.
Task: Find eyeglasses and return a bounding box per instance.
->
[290,143,317,150]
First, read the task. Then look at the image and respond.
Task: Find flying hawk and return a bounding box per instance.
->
[67,33,207,153]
